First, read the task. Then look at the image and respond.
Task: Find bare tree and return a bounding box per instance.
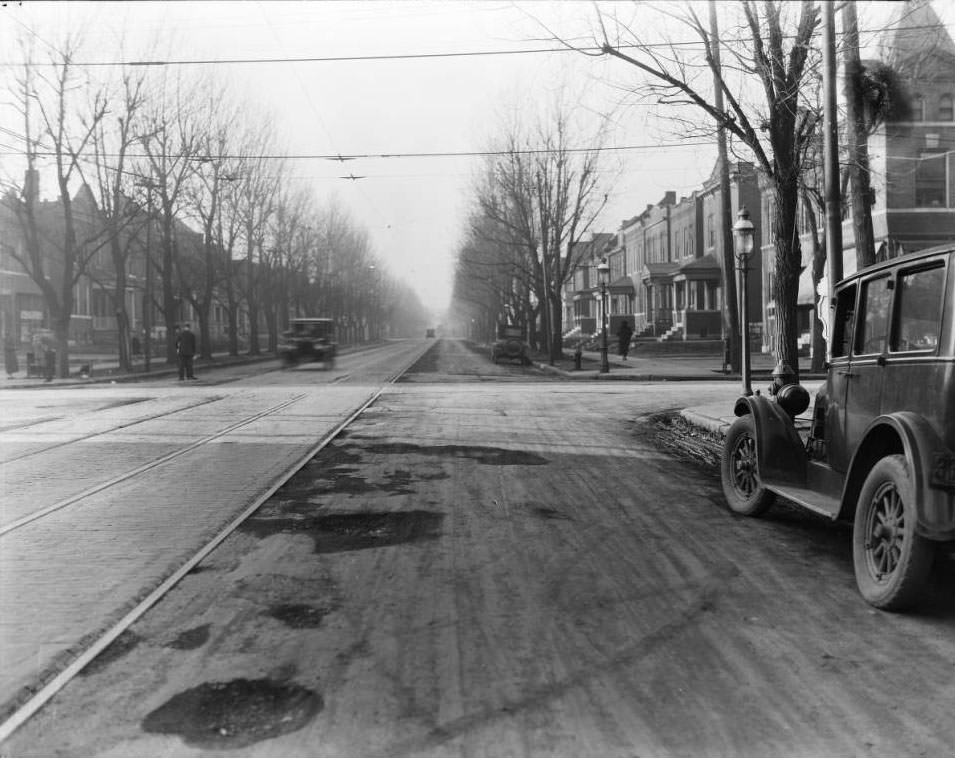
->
[90,64,148,371]
[583,1,821,376]
[473,100,608,362]
[233,122,282,355]
[138,71,202,364]
[5,35,109,377]
[181,87,241,359]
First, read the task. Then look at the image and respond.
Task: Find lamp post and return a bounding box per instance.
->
[597,257,610,374]
[733,206,755,396]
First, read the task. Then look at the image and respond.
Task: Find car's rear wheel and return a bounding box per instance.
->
[852,455,933,611]
[721,414,775,516]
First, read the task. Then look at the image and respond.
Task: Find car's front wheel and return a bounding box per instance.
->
[721,414,775,516]
[852,454,934,611]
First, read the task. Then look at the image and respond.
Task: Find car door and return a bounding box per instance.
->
[843,273,894,460]
[826,282,857,472]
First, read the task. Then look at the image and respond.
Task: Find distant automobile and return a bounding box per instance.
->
[491,324,532,365]
[279,318,337,369]
[425,328,436,338]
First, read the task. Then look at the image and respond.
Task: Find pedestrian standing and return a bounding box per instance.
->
[43,337,55,382]
[617,320,633,360]
[4,333,18,378]
[176,323,197,380]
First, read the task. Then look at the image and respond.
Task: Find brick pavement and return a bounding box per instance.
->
[0,387,376,719]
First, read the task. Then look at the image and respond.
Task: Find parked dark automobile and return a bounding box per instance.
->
[721,245,954,611]
[492,324,532,365]
[279,318,337,369]
[425,328,436,338]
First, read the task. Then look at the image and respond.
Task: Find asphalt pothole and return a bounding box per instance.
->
[351,441,549,466]
[531,505,573,520]
[166,624,211,650]
[266,603,333,629]
[79,630,142,677]
[240,510,444,554]
[141,678,322,749]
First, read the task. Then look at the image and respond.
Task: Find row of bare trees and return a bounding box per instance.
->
[452,103,610,363]
[452,0,924,375]
[2,34,427,377]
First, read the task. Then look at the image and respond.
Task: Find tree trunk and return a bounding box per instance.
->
[161,216,178,365]
[772,184,802,378]
[549,293,563,362]
[113,271,131,372]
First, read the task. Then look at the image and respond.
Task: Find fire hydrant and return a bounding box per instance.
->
[573,343,583,371]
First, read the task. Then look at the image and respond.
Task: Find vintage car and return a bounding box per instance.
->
[279,317,337,369]
[721,245,954,611]
[492,324,532,365]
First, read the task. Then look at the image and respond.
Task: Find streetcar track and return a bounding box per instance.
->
[0,340,434,743]
[0,396,225,465]
[0,394,306,538]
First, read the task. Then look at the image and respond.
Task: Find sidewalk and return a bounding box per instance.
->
[532,349,823,438]
[1,350,279,389]
[535,348,822,383]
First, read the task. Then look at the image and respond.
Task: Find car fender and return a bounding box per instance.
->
[842,412,955,540]
[733,394,807,488]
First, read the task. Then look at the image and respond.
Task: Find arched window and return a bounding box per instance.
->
[939,94,954,121]
[913,94,925,121]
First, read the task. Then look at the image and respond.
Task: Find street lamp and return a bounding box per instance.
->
[596,257,611,374]
[733,206,755,396]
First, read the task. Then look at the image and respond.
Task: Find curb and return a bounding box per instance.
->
[679,409,733,436]
[536,362,825,384]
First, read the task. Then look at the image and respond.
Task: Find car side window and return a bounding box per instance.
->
[855,276,892,355]
[831,284,856,359]
[892,263,946,352]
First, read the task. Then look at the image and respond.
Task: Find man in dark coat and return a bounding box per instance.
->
[176,323,197,380]
[617,320,634,360]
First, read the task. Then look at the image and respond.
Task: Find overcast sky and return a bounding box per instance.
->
[2,1,953,317]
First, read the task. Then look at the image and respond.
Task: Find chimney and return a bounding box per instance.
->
[23,169,39,203]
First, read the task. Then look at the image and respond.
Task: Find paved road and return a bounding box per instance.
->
[0,340,432,730]
[3,339,954,757]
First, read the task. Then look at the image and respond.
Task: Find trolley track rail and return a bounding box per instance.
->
[0,394,305,537]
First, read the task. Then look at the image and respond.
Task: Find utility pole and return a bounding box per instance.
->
[823,0,844,288]
[842,0,876,268]
[709,0,741,372]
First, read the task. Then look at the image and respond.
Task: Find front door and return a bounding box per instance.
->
[826,283,857,472]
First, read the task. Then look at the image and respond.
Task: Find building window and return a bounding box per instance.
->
[0,242,15,270]
[940,94,954,121]
[915,151,947,207]
[913,94,924,121]
[706,214,714,247]
[92,289,114,318]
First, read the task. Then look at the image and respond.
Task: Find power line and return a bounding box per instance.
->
[3,23,952,68]
[0,142,715,161]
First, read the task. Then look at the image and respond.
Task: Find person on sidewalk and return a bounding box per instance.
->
[176,323,197,380]
[4,333,18,378]
[616,320,633,360]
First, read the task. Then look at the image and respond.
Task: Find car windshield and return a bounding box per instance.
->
[289,321,334,339]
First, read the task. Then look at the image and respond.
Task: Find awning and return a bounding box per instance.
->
[609,275,635,295]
